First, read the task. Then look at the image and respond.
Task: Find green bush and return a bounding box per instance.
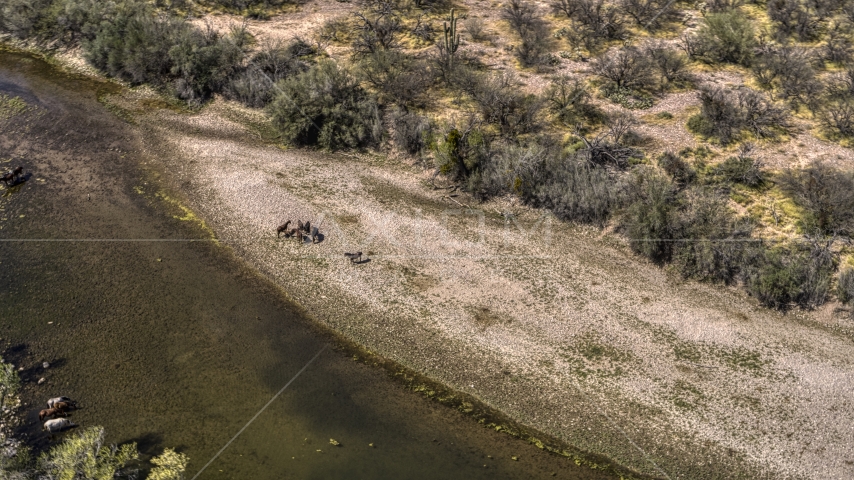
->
[544,75,604,125]
[476,138,624,224]
[40,426,139,480]
[839,267,854,304]
[707,154,764,187]
[268,61,383,149]
[358,49,435,109]
[672,187,752,284]
[684,11,756,65]
[622,167,677,262]
[502,0,554,67]
[168,25,248,104]
[465,71,544,138]
[778,161,854,235]
[745,244,836,309]
[657,151,696,186]
[391,109,432,156]
[0,0,61,40]
[688,86,789,145]
[225,39,308,108]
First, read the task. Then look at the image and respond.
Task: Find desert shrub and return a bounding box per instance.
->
[391,109,432,155]
[268,60,382,149]
[0,0,62,40]
[622,167,678,262]
[683,11,756,65]
[465,71,544,138]
[707,148,765,187]
[465,17,486,41]
[620,0,681,30]
[358,49,434,108]
[550,0,624,51]
[574,113,643,169]
[433,119,492,182]
[672,187,752,284]
[745,243,836,309]
[767,0,823,42]
[83,6,186,85]
[658,151,696,186]
[352,0,405,55]
[751,45,821,110]
[823,21,854,64]
[778,161,854,235]
[39,427,139,480]
[838,267,854,304]
[687,86,790,144]
[225,39,308,107]
[477,138,624,224]
[168,24,249,104]
[544,75,603,125]
[592,46,656,91]
[61,0,128,43]
[646,43,692,89]
[502,0,553,67]
[820,98,854,138]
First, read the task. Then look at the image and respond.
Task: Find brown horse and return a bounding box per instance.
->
[53,401,75,412]
[39,408,67,421]
[0,172,13,186]
[277,220,291,238]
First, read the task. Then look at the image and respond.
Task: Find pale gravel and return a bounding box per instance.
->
[122,95,854,480]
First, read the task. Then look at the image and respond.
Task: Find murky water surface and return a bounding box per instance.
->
[0,50,613,479]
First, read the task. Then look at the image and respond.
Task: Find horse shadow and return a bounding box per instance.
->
[354,258,371,265]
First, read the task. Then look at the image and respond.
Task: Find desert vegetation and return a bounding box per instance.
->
[2,0,853,313]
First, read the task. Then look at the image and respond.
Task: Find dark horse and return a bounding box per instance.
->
[344,252,363,263]
[1,166,24,186]
[277,220,291,238]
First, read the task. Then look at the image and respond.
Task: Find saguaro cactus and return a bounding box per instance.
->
[444,8,460,61]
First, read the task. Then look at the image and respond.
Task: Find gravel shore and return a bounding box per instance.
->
[130,96,854,479]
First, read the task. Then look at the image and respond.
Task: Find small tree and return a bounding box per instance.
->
[778,161,854,235]
[592,46,656,91]
[40,426,139,480]
[0,356,19,416]
[684,11,756,65]
[502,0,553,67]
[147,448,189,480]
[268,61,382,149]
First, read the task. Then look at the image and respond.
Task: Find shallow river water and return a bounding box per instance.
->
[0,50,615,479]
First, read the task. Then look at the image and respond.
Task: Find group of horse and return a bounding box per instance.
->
[277,219,320,243]
[39,396,79,433]
[275,218,366,264]
[1,166,24,187]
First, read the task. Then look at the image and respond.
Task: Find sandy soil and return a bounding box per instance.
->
[109,92,854,480]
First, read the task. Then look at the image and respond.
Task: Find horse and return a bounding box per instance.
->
[0,172,14,186]
[53,401,75,412]
[277,220,291,238]
[302,220,311,234]
[344,252,362,263]
[47,396,75,409]
[43,418,76,433]
[39,408,67,421]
